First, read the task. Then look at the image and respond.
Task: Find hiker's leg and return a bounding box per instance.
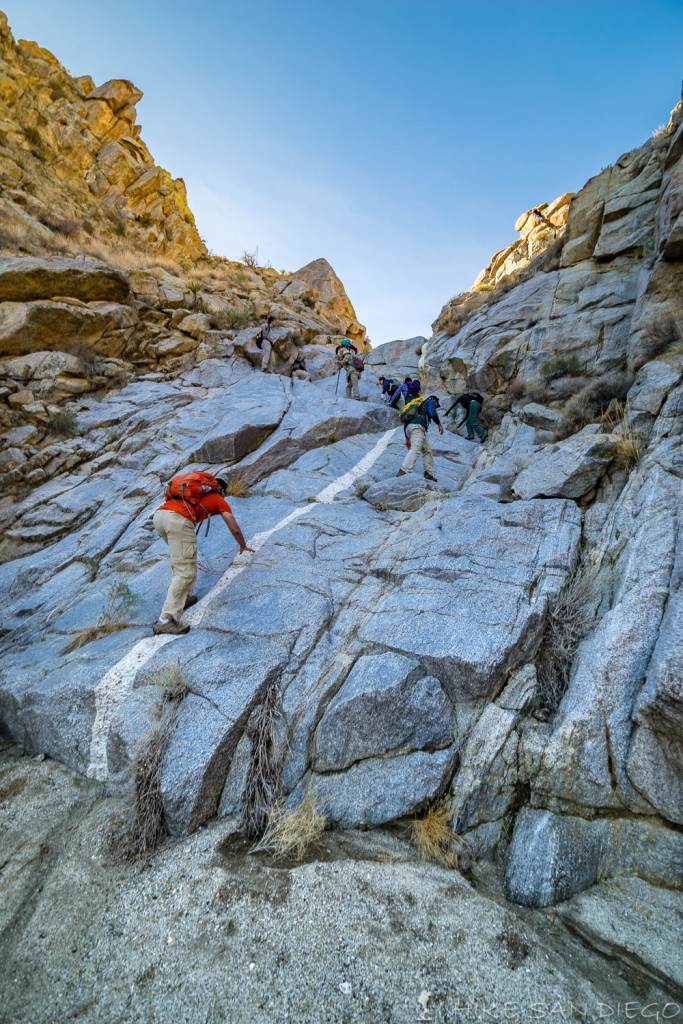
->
[158,512,197,621]
[350,370,360,400]
[464,407,475,439]
[422,435,434,474]
[401,424,423,473]
[469,400,485,439]
[345,374,352,398]
[261,339,273,372]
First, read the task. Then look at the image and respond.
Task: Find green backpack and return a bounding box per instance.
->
[398,397,425,425]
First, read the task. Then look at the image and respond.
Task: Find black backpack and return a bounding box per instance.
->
[255,329,264,349]
[468,391,483,404]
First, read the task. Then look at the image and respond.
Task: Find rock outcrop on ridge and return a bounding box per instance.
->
[0,11,203,259]
[0,15,681,970]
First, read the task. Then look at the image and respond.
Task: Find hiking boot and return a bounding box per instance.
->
[479,433,488,444]
[153,617,190,636]
[424,471,438,482]
[184,594,198,609]
[466,435,475,442]
[397,469,407,477]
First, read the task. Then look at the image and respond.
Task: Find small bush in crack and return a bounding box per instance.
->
[242,679,282,840]
[109,660,189,859]
[536,568,596,711]
[250,793,326,861]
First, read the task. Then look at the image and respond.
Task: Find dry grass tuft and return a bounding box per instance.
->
[411,800,471,869]
[226,473,250,498]
[62,581,139,653]
[243,680,282,840]
[109,660,189,860]
[250,793,326,861]
[553,374,633,440]
[602,401,643,467]
[536,568,596,711]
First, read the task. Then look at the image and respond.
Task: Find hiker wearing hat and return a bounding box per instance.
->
[445,390,488,442]
[336,339,361,400]
[397,395,444,482]
[152,471,254,635]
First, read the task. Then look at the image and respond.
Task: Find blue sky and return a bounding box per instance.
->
[8,1,683,344]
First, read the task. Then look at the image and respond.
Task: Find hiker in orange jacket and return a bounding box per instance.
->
[152,474,254,635]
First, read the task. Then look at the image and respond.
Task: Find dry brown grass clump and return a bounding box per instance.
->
[62,581,139,653]
[411,800,471,869]
[508,377,548,405]
[251,793,327,861]
[553,374,632,440]
[602,401,643,467]
[109,660,189,860]
[536,568,596,711]
[226,473,250,498]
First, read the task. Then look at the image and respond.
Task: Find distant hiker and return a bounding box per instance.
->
[397,395,444,481]
[377,376,399,403]
[257,316,277,373]
[445,391,487,443]
[336,339,363,400]
[291,357,311,382]
[389,376,421,409]
[152,471,254,635]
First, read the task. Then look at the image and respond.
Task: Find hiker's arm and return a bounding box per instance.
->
[221,512,255,553]
[432,409,444,435]
[445,400,458,417]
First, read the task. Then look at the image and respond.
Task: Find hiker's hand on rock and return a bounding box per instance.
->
[439,424,444,435]
[405,440,410,449]
[240,545,255,554]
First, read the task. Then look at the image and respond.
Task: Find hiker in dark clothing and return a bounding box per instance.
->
[291,357,311,382]
[446,391,487,442]
[398,395,444,481]
[389,376,420,409]
[259,316,277,373]
[377,376,398,402]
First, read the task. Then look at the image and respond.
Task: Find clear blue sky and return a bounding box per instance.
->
[8,1,683,345]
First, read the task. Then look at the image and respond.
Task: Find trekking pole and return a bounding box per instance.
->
[334,368,341,397]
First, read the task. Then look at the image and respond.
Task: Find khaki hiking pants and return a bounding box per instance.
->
[261,338,274,373]
[346,369,360,400]
[153,509,197,622]
[401,423,434,474]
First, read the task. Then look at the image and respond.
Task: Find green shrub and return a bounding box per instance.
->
[540,354,583,381]
[47,412,80,436]
[22,125,42,147]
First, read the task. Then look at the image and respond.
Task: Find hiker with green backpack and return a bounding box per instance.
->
[152,471,254,635]
[336,338,364,400]
[397,395,444,482]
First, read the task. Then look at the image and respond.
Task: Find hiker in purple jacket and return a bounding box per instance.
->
[389,377,420,409]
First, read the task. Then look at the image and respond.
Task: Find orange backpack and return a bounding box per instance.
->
[165,471,219,505]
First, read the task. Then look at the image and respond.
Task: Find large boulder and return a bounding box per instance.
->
[313,653,453,771]
[0,256,129,303]
[512,429,617,500]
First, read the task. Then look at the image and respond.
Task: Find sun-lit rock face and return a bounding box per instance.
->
[471,193,575,293]
[0,10,204,259]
